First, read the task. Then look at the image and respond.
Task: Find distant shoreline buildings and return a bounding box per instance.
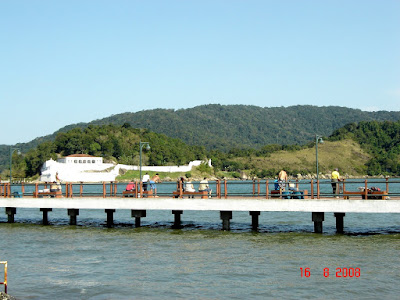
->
[40,154,212,182]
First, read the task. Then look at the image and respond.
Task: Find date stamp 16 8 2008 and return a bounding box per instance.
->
[300,267,361,278]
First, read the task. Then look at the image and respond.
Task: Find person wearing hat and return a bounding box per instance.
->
[331,168,341,198]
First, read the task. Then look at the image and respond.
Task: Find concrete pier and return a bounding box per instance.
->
[131,210,146,227]
[312,212,325,233]
[1,197,400,233]
[5,207,16,223]
[249,211,260,231]
[334,212,346,234]
[67,209,79,225]
[105,209,115,228]
[172,210,183,229]
[40,208,52,225]
[220,211,232,231]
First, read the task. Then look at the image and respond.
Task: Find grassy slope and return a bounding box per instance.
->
[236,139,371,176]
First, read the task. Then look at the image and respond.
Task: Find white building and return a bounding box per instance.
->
[40,154,212,182]
[57,154,103,165]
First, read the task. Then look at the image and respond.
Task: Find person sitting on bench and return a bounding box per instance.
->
[125,181,136,191]
[50,181,60,192]
[199,177,212,197]
[185,179,196,193]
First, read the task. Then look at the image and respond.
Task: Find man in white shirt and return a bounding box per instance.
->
[142,173,150,191]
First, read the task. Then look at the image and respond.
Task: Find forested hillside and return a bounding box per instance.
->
[2,105,400,176]
[4,120,400,179]
[6,124,207,179]
[329,120,400,175]
[91,105,400,150]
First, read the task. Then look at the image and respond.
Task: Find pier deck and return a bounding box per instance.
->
[1,197,400,213]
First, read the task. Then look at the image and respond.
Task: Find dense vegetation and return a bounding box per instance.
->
[329,120,400,175]
[2,105,400,179]
[91,104,400,150]
[4,119,400,180]
[6,124,207,179]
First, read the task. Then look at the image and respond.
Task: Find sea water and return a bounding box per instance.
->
[1,179,400,299]
[1,208,399,299]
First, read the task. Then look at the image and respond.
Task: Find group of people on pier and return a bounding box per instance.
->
[125,173,213,197]
[276,168,342,196]
[178,176,212,196]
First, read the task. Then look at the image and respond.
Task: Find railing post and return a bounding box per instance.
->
[35,183,38,198]
[103,182,106,198]
[311,180,314,199]
[180,180,183,198]
[135,181,138,198]
[266,180,269,199]
[386,177,389,194]
[70,183,73,198]
[342,178,346,194]
[0,261,7,294]
[216,179,221,198]
[257,179,260,196]
[21,182,25,196]
[80,182,83,197]
[252,180,255,196]
[224,180,227,199]
[364,179,368,199]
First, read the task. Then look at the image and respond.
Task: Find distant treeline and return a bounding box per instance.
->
[329,120,400,175]
[4,120,400,179]
[2,105,400,178]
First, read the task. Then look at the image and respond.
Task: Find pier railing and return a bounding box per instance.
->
[1,178,399,199]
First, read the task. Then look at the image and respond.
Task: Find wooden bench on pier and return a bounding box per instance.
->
[122,190,153,197]
[343,190,388,200]
[173,191,209,199]
[270,190,308,199]
[34,190,62,198]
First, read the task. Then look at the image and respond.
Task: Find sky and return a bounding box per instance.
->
[1,0,399,145]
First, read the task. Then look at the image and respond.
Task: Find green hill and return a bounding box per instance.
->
[2,105,400,176]
[3,120,400,179]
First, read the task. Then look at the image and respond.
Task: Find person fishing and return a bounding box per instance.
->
[331,168,341,198]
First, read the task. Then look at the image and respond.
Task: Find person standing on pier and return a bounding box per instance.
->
[142,173,150,191]
[278,169,288,191]
[331,168,341,198]
[150,173,161,196]
[55,172,62,191]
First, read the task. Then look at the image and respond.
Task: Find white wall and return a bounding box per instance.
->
[40,159,212,182]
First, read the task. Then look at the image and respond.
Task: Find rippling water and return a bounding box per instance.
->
[1,208,400,299]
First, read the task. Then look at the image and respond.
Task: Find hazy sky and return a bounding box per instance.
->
[1,0,399,145]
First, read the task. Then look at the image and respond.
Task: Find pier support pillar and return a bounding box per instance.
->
[40,208,52,225]
[220,211,232,231]
[172,210,183,229]
[249,211,260,231]
[5,207,16,223]
[105,209,115,228]
[68,209,79,225]
[312,212,324,233]
[334,213,346,234]
[131,210,146,227]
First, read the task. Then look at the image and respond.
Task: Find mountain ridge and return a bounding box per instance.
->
[1,104,400,174]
